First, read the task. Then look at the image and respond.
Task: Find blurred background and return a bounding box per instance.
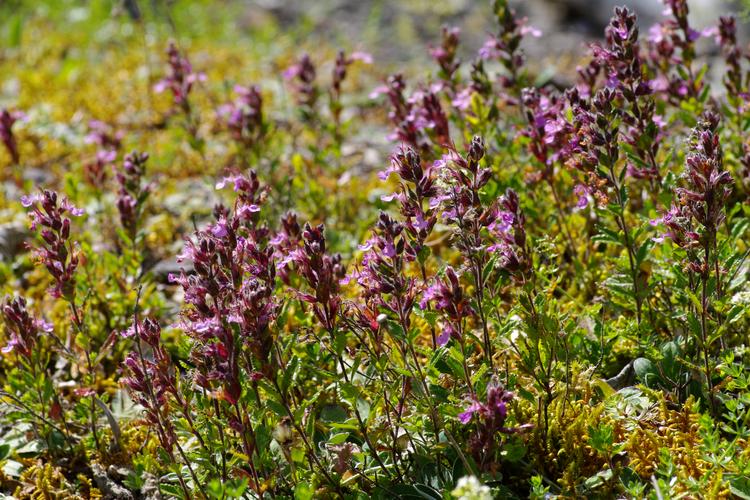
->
[1,0,746,70]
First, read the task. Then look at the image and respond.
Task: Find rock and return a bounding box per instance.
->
[141,472,162,500]
[605,361,635,390]
[23,167,55,185]
[0,223,28,260]
[91,463,134,500]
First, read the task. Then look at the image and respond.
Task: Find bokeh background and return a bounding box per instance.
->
[2,1,746,71]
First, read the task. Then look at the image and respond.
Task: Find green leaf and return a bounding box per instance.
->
[501,437,526,463]
[266,399,287,418]
[588,424,614,455]
[3,459,24,478]
[633,358,657,386]
[584,469,613,491]
[294,482,315,500]
[730,475,750,500]
[320,404,348,423]
[356,398,370,423]
[327,432,349,445]
[16,439,46,457]
[7,14,23,47]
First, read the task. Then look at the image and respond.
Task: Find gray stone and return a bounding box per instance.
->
[0,223,28,260]
[91,463,134,500]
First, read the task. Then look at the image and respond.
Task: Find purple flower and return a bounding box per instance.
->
[647,0,705,103]
[155,42,206,109]
[458,401,482,424]
[115,151,151,238]
[420,266,474,342]
[715,16,746,101]
[654,112,732,280]
[219,85,264,148]
[171,169,278,399]
[85,120,123,151]
[121,317,181,451]
[0,108,24,164]
[284,223,346,332]
[430,26,461,85]
[459,379,530,467]
[285,54,318,112]
[1,296,52,359]
[331,50,371,102]
[23,190,83,300]
[520,87,574,172]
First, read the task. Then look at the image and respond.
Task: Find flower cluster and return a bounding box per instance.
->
[520,87,573,177]
[433,136,492,250]
[676,113,731,230]
[458,379,529,467]
[83,120,122,187]
[594,7,648,97]
[374,74,447,154]
[284,53,318,113]
[567,87,621,205]
[420,266,474,346]
[115,151,151,239]
[85,119,122,152]
[270,211,302,285]
[593,6,663,181]
[654,113,732,274]
[170,171,276,401]
[652,203,698,250]
[349,212,421,338]
[219,85,264,149]
[715,16,746,106]
[328,50,372,125]
[381,147,438,254]
[430,26,461,88]
[489,189,530,279]
[331,50,372,98]
[0,108,23,164]
[647,0,707,101]
[21,190,84,300]
[479,0,540,95]
[1,296,52,359]
[286,223,346,332]
[155,42,205,110]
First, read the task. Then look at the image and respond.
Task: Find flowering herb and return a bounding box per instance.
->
[284,53,319,120]
[0,108,23,165]
[4,3,750,498]
[155,42,205,142]
[22,190,84,300]
[115,151,151,242]
[219,84,265,157]
[430,26,461,90]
